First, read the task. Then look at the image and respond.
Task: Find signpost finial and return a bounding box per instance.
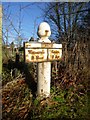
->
[37,22,51,42]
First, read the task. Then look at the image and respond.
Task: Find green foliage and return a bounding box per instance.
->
[2,66,22,86]
[2,68,13,86]
[2,58,89,120]
[53,95,65,103]
[27,84,88,120]
[33,99,40,106]
[2,40,89,120]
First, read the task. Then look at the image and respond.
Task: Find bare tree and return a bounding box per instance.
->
[2,3,27,62]
[3,4,23,46]
[44,2,88,43]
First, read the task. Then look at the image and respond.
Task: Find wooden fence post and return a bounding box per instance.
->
[0,4,2,120]
[0,5,2,75]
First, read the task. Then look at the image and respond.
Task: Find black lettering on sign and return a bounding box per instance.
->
[52,55,54,59]
[36,56,39,60]
[28,50,32,53]
[39,56,44,59]
[51,50,60,54]
[31,56,34,60]
[36,56,44,60]
[28,50,45,54]
[42,43,53,48]
[55,55,60,59]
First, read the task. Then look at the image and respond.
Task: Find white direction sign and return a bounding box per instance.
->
[48,49,62,61]
[24,42,62,62]
[25,49,47,62]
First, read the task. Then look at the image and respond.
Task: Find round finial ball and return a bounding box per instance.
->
[37,22,51,38]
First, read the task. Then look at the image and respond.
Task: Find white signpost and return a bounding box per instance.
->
[24,22,62,98]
